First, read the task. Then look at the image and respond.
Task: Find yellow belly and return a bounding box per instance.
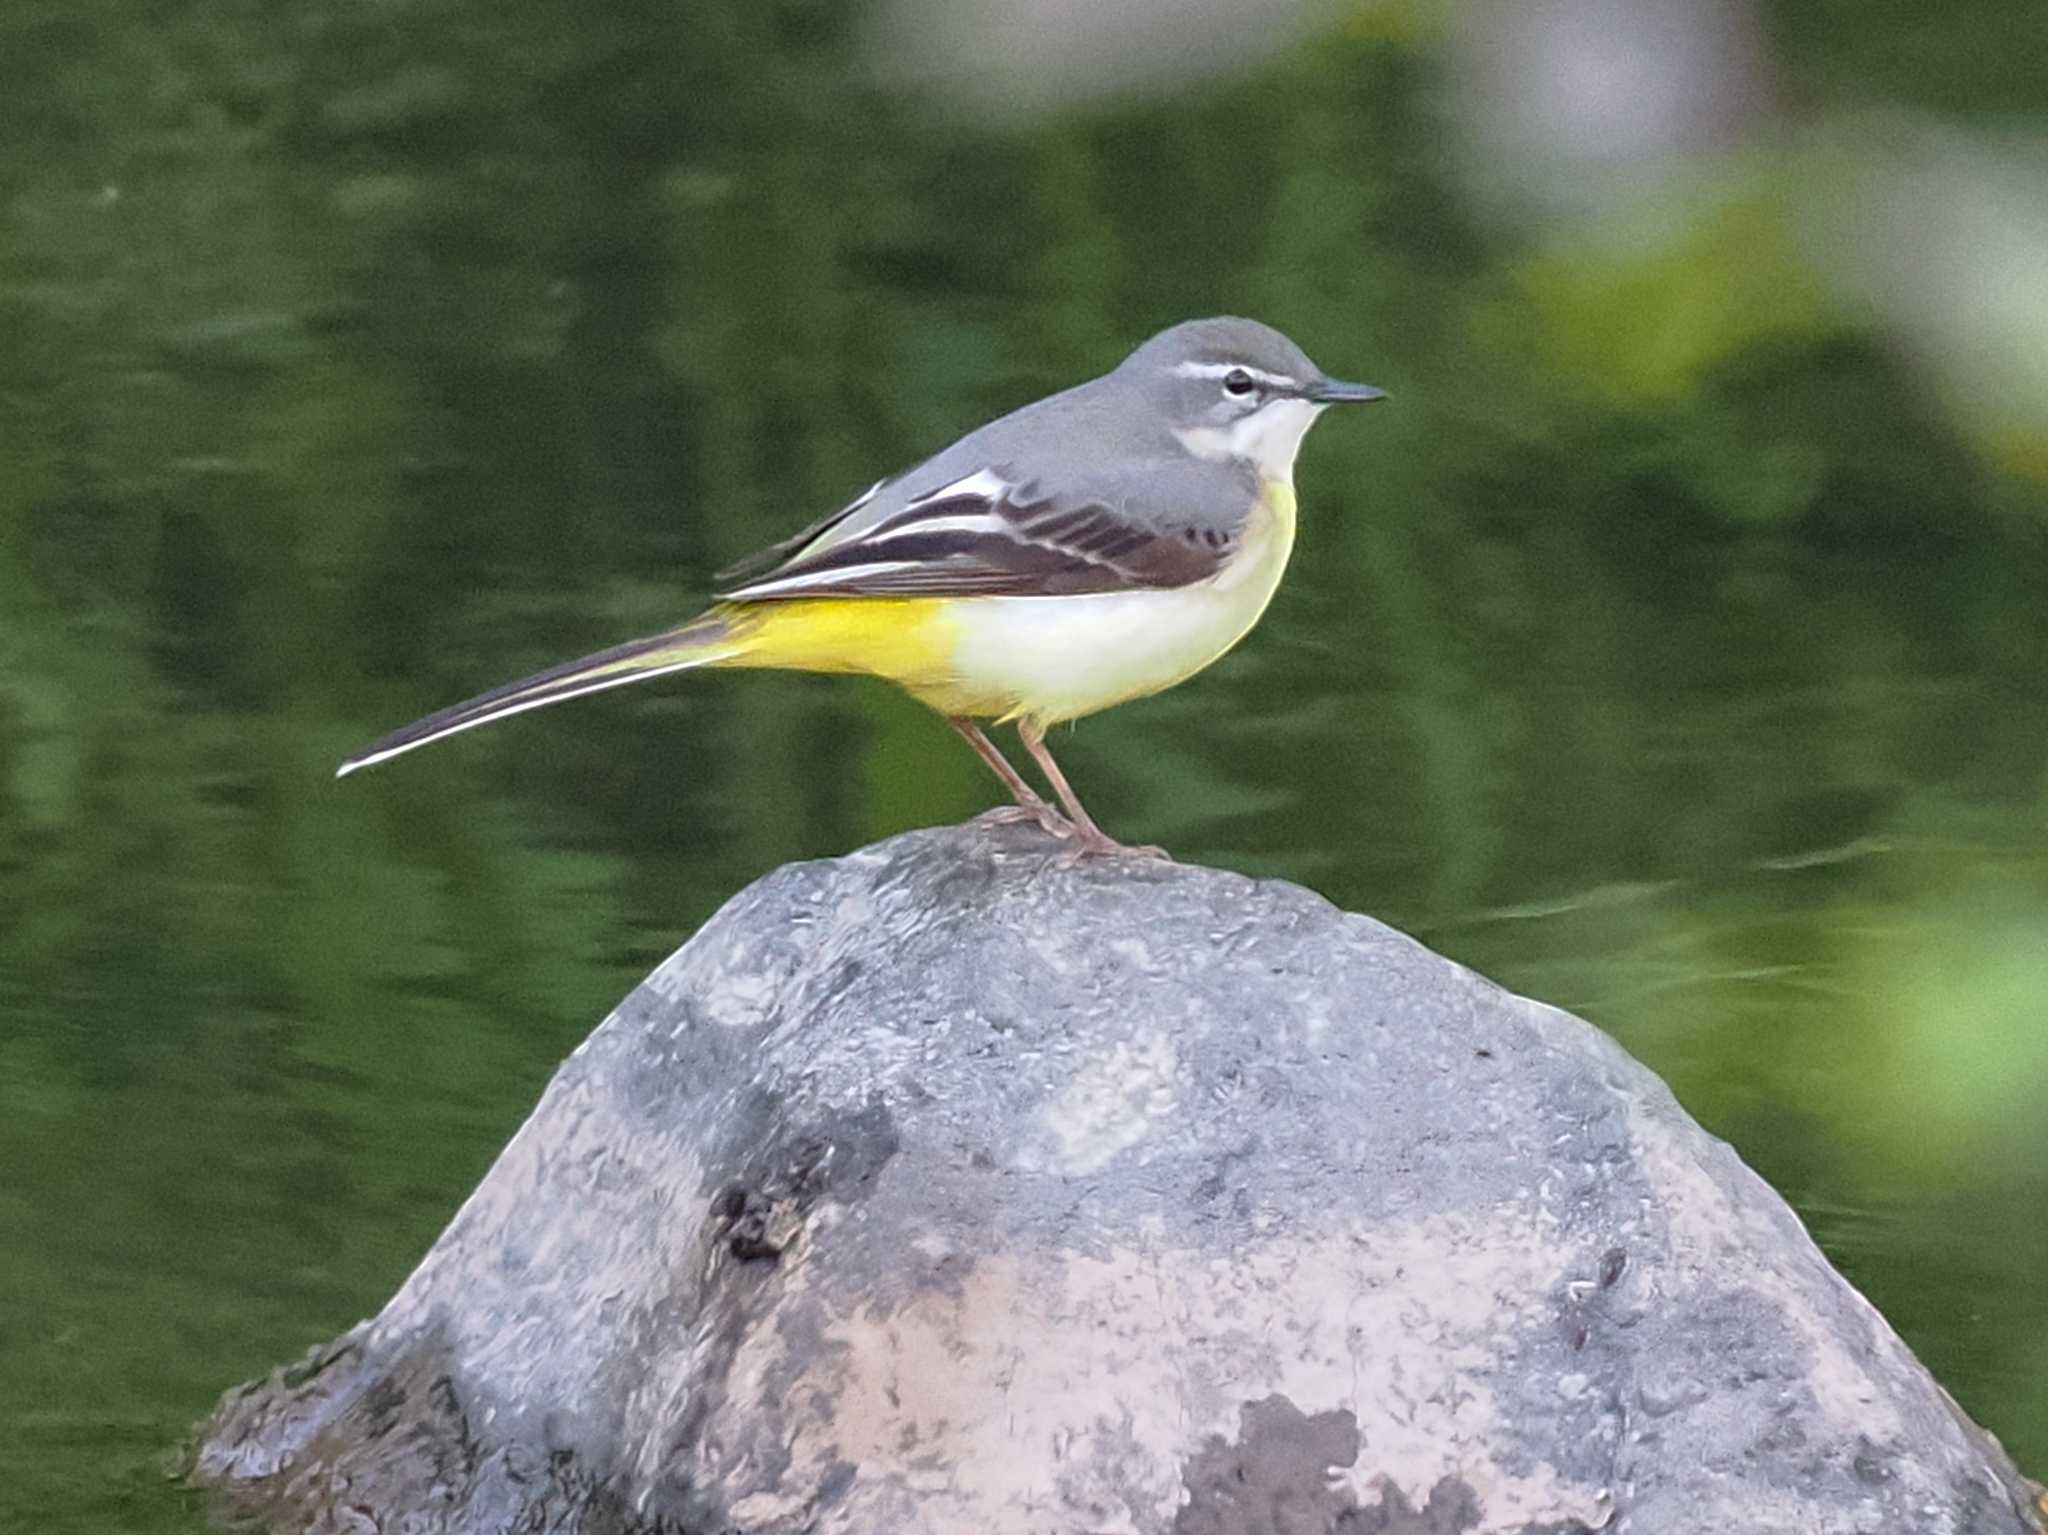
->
[722,481,1299,725]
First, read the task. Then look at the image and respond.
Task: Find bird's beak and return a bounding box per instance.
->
[1304,377,1387,404]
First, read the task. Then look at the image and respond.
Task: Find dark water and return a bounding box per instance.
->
[5,5,2047,1529]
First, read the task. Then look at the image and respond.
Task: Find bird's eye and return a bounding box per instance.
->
[1222,368,1255,397]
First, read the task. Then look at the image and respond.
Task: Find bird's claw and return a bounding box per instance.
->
[1053,831,1171,865]
[977,804,1076,838]
[976,804,1167,862]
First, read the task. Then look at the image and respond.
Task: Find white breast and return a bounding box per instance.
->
[944,481,1299,726]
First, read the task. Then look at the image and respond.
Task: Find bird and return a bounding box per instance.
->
[337,317,1385,856]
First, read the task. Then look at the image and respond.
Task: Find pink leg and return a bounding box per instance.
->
[946,717,1071,838]
[1016,719,1167,861]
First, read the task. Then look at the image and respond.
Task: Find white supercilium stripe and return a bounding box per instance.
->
[1174,361,1296,388]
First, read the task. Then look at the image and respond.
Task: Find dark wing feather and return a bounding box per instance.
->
[718,473,1245,602]
[714,479,883,585]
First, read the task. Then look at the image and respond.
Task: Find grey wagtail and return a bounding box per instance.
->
[338,317,1385,856]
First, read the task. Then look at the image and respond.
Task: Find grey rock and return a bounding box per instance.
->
[190,819,2043,1535]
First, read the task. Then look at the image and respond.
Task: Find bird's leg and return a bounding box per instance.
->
[946,717,1072,838]
[1015,719,1168,861]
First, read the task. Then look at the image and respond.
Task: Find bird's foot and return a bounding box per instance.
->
[976,804,1166,862]
[977,804,1076,839]
[1053,828,1171,865]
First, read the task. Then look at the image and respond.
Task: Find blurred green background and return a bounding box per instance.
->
[4,0,2047,1528]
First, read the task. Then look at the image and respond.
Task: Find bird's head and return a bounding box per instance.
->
[1120,316,1385,481]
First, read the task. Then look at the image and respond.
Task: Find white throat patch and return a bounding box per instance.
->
[1176,398,1325,481]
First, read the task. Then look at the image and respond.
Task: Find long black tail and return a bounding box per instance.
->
[336,611,741,777]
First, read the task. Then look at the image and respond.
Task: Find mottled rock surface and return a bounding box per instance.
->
[191,819,2042,1534]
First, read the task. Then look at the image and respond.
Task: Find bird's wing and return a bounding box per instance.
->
[717,458,1255,601]
[713,479,884,586]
